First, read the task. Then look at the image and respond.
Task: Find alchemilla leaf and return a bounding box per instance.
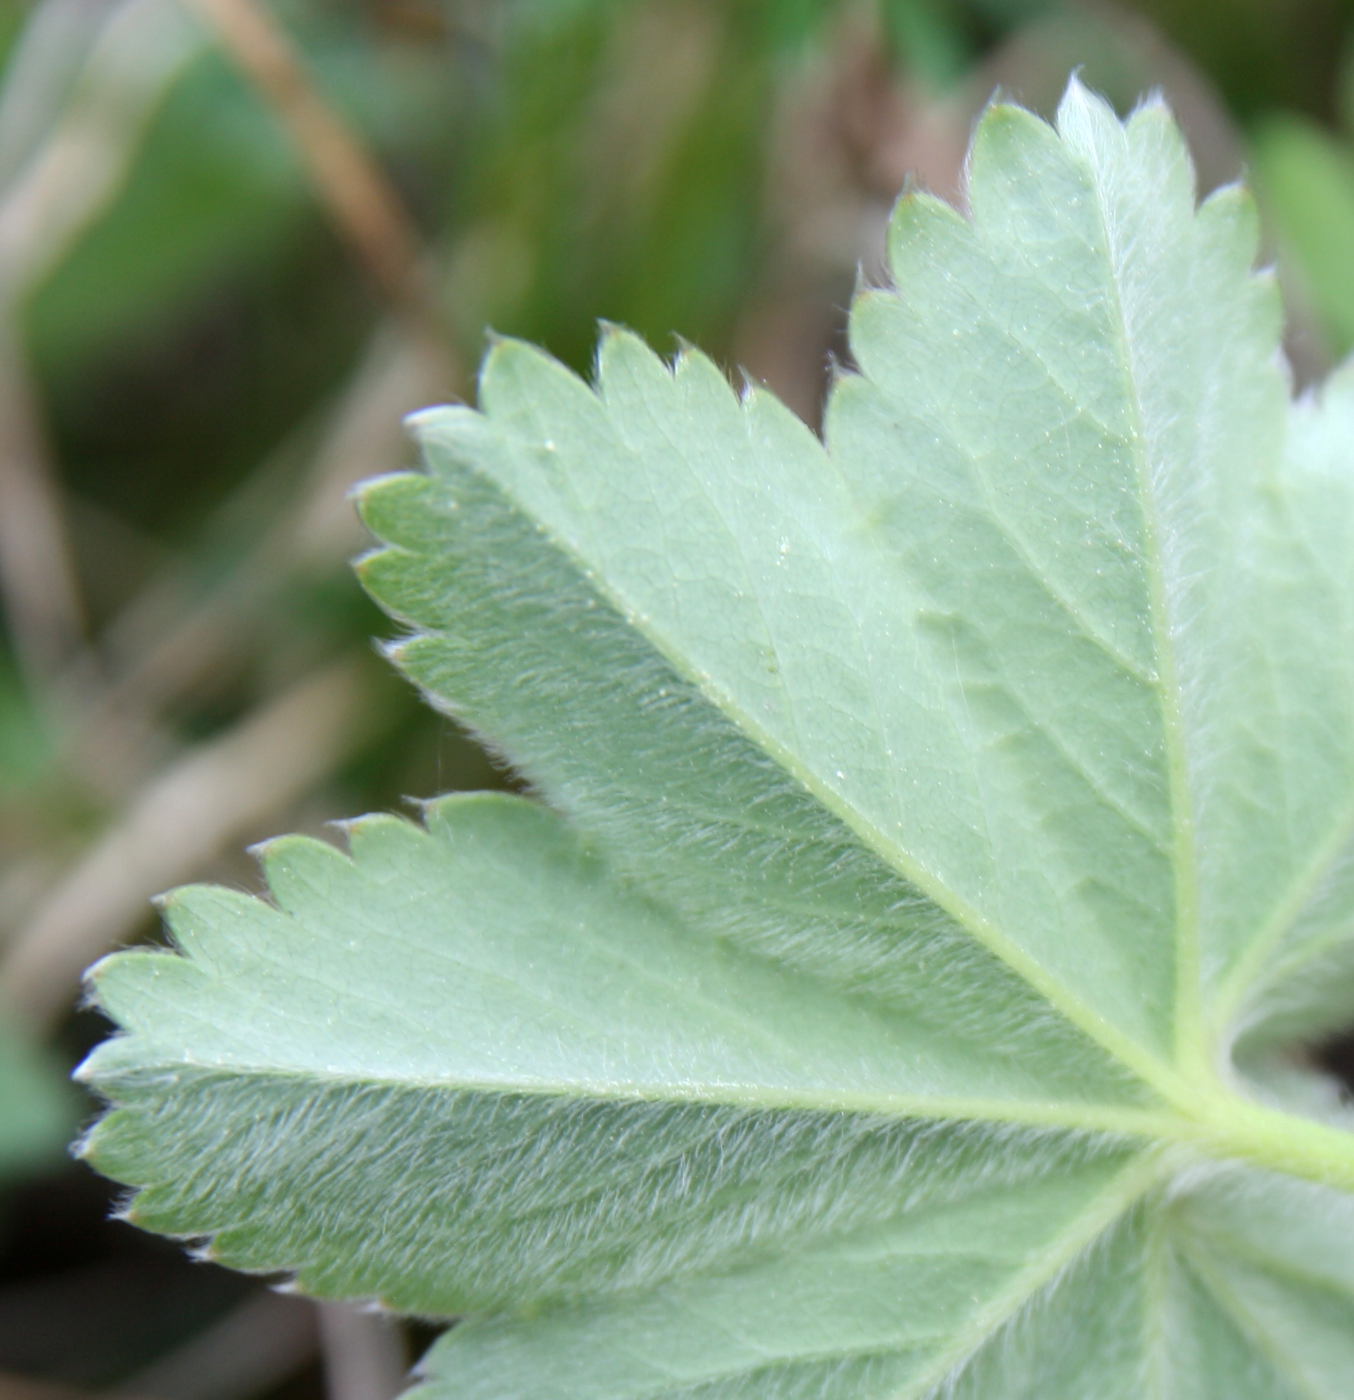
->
[79,80,1354,1397]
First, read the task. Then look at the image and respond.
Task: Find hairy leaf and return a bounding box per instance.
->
[79,81,1354,1396]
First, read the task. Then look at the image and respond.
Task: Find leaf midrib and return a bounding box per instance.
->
[1211,458,1354,1030]
[896,1150,1167,1399]
[91,1054,1182,1142]
[1210,787,1354,1037]
[439,404,1194,1107]
[1183,1242,1332,1400]
[1070,120,1204,1077]
[517,1159,1164,1400]
[95,1047,1354,1191]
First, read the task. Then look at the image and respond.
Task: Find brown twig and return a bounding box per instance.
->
[0,0,202,288]
[0,0,204,744]
[183,0,457,376]
[0,4,193,701]
[317,1303,408,1400]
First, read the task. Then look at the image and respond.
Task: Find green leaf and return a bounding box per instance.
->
[1252,115,1354,357]
[79,80,1354,1396]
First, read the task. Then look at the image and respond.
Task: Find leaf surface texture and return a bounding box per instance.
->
[80,82,1354,1397]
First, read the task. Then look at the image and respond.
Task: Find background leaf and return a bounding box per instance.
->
[1253,115,1354,359]
[0,1017,67,1182]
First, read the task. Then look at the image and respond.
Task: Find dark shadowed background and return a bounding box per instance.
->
[3,2,1354,1399]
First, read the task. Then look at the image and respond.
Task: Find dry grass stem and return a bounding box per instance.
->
[1,658,374,1030]
[58,323,445,791]
[0,321,86,691]
[318,1303,408,1400]
[184,0,458,377]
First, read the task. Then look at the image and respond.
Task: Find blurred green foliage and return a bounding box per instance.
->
[0,1023,67,1182]
[3,0,1354,1395]
[1255,114,1354,355]
[1253,48,1354,360]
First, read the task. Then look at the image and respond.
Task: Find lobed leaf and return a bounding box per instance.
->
[79,80,1354,1396]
